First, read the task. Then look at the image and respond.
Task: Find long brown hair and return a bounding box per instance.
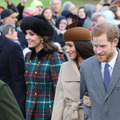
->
[42,36,58,59]
[73,41,94,69]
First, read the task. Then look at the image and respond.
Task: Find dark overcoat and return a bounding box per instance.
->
[0,32,26,117]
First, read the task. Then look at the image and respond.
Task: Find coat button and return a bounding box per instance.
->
[26,81,29,84]
[35,72,37,74]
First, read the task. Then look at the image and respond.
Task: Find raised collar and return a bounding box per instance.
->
[30,48,47,60]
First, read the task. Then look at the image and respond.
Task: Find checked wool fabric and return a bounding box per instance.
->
[24,50,64,120]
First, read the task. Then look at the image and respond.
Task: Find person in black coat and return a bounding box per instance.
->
[0,32,26,118]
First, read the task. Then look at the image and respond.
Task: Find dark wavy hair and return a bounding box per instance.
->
[73,41,94,68]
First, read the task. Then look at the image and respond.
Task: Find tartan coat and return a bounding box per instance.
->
[24,49,64,120]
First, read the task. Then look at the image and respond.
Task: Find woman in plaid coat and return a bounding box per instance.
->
[20,15,64,120]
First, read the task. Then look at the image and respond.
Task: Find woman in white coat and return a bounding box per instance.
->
[51,26,94,120]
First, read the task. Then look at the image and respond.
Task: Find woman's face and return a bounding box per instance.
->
[25,30,43,53]
[6,28,18,41]
[66,41,77,60]
[59,19,67,31]
[78,8,86,19]
[43,8,53,20]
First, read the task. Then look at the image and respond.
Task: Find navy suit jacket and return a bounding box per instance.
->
[0,32,26,117]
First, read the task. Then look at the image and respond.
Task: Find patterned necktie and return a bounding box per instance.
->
[104,63,110,91]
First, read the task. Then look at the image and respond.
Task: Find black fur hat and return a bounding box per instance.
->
[20,15,54,37]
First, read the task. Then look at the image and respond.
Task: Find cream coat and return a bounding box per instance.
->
[51,60,84,120]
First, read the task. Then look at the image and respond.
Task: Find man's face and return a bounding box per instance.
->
[70,4,77,15]
[94,16,105,25]
[51,0,61,14]
[92,33,118,62]
[5,16,17,26]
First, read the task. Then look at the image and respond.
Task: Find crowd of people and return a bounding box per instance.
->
[0,0,120,120]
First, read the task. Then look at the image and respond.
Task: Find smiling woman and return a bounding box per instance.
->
[20,15,64,120]
[51,26,94,120]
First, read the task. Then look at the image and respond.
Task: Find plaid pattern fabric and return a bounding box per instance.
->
[25,51,64,120]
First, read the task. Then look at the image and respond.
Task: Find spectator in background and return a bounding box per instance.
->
[0,31,26,118]
[0,6,4,13]
[30,0,43,15]
[62,1,77,16]
[4,0,30,21]
[109,5,120,25]
[77,6,86,27]
[62,1,78,23]
[82,4,96,29]
[78,6,86,19]
[55,15,67,49]
[51,26,94,120]
[89,12,105,31]
[100,0,112,12]
[0,24,30,57]
[0,80,25,120]
[42,7,56,28]
[0,9,19,27]
[61,10,75,25]
[103,10,115,24]
[111,0,120,7]
[0,24,20,44]
[49,0,62,21]
[23,7,39,17]
[20,15,64,120]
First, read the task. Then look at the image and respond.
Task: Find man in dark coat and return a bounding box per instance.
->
[0,32,26,118]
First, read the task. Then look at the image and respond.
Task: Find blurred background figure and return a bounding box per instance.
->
[30,0,43,15]
[55,15,67,50]
[77,6,86,27]
[62,1,77,16]
[82,4,96,29]
[89,12,105,31]
[0,24,21,45]
[49,0,62,21]
[0,9,19,27]
[23,7,39,17]
[103,10,115,24]
[42,7,56,28]
[0,6,4,13]
[61,10,75,25]
[109,4,120,26]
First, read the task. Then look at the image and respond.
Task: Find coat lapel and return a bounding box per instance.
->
[64,60,80,81]
[92,57,106,97]
[105,50,120,100]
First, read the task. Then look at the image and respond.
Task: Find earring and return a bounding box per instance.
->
[41,38,43,43]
